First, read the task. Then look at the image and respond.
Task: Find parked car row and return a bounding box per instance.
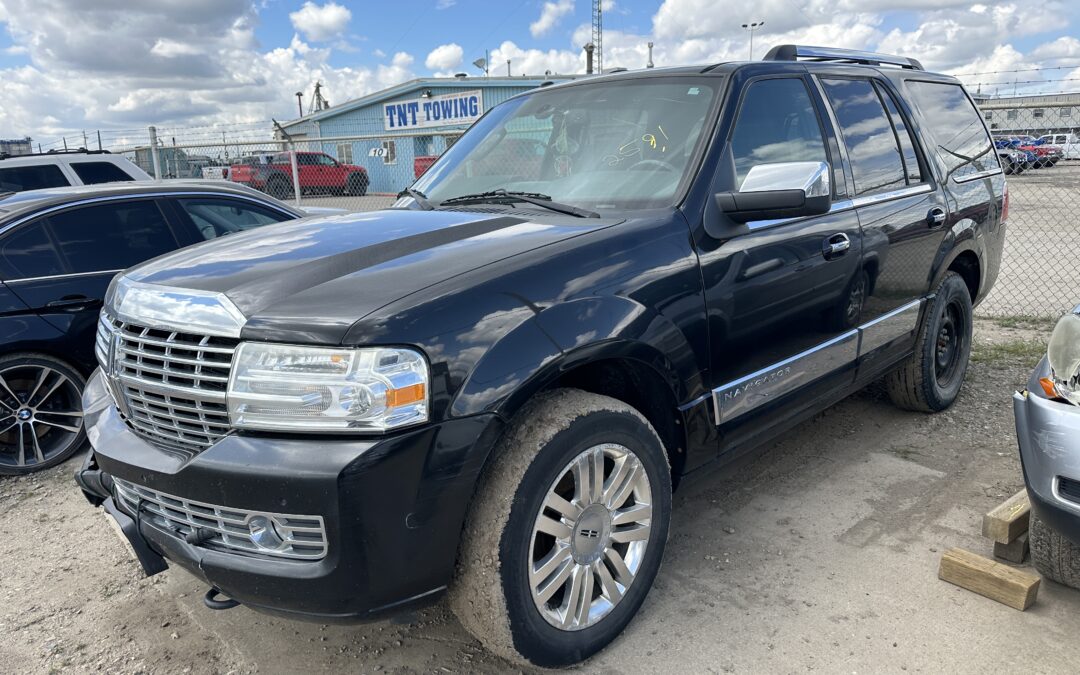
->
[994,135,1067,174]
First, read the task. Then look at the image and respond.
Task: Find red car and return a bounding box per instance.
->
[231,151,368,198]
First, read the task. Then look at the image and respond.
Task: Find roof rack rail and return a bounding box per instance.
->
[763,45,924,71]
[0,148,113,161]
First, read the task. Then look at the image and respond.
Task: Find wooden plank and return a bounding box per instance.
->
[982,489,1030,544]
[938,547,1040,611]
[994,532,1030,565]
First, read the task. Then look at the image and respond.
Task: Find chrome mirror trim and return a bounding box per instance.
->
[106,275,246,338]
[740,161,830,197]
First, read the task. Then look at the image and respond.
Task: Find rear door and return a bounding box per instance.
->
[2,199,181,368]
[815,75,947,368]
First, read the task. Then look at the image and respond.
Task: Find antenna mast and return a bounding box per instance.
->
[592,0,603,73]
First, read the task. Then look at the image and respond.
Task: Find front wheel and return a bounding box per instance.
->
[885,271,973,412]
[451,389,671,667]
[0,354,87,475]
[346,173,368,196]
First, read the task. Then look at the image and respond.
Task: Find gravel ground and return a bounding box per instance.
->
[2,319,1079,674]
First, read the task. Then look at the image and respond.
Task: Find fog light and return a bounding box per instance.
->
[248,515,284,550]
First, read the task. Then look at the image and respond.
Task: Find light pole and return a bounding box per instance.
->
[741,21,764,61]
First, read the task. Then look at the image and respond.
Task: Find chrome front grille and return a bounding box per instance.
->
[114,478,328,560]
[98,314,237,454]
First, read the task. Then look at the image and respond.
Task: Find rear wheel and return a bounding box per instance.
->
[267,174,293,200]
[886,271,972,412]
[346,173,368,196]
[451,389,671,667]
[0,354,86,475]
[1030,511,1080,589]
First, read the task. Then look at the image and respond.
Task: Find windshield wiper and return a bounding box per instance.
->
[439,189,600,218]
[397,187,434,210]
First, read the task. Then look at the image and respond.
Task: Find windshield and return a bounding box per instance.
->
[414,77,722,210]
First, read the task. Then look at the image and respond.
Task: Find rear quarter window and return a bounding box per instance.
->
[904,81,997,181]
[70,161,136,184]
[0,164,71,192]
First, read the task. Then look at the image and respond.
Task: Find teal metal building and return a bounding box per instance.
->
[278,75,578,194]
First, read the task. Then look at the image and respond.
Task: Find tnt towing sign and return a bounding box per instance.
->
[383,90,484,131]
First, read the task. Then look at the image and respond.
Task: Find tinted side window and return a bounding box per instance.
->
[874,83,922,183]
[176,198,292,240]
[0,165,71,192]
[730,78,828,189]
[0,222,66,279]
[70,161,136,184]
[821,78,906,195]
[47,200,178,273]
[904,80,997,180]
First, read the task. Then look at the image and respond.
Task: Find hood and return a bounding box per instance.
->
[124,209,617,344]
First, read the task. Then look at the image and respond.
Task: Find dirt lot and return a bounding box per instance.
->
[2,319,1079,674]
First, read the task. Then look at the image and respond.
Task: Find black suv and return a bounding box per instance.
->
[78,46,1006,667]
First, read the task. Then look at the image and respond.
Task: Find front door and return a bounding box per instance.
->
[696,74,864,452]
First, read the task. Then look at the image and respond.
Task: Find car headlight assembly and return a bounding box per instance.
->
[1046,313,1080,405]
[227,343,429,432]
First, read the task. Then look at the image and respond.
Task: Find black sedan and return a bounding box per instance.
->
[0,181,306,474]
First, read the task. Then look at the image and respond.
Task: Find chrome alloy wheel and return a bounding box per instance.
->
[528,443,653,631]
[0,364,84,469]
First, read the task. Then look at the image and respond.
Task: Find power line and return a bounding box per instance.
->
[951,63,1080,78]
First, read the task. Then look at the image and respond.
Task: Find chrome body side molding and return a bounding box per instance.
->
[711,298,925,424]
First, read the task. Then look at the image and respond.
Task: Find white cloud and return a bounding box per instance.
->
[436,0,456,8]
[425,43,464,71]
[530,0,574,38]
[289,1,351,42]
[490,40,582,76]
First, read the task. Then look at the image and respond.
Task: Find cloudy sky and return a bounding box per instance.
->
[0,0,1076,145]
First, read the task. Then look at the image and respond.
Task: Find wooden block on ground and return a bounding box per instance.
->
[994,531,1030,564]
[939,547,1040,610]
[982,489,1030,544]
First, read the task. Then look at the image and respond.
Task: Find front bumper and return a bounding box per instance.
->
[80,369,504,621]
[1013,357,1080,547]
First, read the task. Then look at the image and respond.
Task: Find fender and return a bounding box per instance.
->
[450,295,704,420]
[930,220,981,295]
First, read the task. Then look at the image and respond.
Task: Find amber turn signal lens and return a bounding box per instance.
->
[386,383,426,407]
[1039,377,1058,398]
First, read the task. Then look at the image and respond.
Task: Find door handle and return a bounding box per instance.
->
[46,295,98,311]
[927,207,947,228]
[823,233,851,260]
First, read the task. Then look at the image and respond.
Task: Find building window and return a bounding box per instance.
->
[382,140,397,165]
[336,143,353,164]
[983,111,992,120]
[1033,108,1044,118]
[1007,109,1017,120]
[1063,107,1073,118]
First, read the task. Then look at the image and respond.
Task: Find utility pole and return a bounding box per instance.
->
[647,42,654,68]
[96,130,102,151]
[741,21,764,61]
[506,59,511,76]
[592,0,603,73]
[295,91,304,118]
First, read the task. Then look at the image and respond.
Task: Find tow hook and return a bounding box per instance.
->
[203,587,241,610]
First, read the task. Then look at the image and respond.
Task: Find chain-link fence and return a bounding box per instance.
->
[100,106,1080,318]
[115,127,464,215]
[975,102,1080,317]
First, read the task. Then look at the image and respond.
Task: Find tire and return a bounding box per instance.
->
[0,353,87,475]
[885,271,973,412]
[1030,511,1080,589]
[450,389,672,667]
[267,175,293,200]
[346,173,368,196]
[824,268,869,331]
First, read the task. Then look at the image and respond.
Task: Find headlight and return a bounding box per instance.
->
[227,343,429,432]
[1046,313,1080,405]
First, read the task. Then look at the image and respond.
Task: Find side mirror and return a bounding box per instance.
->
[715,161,831,224]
